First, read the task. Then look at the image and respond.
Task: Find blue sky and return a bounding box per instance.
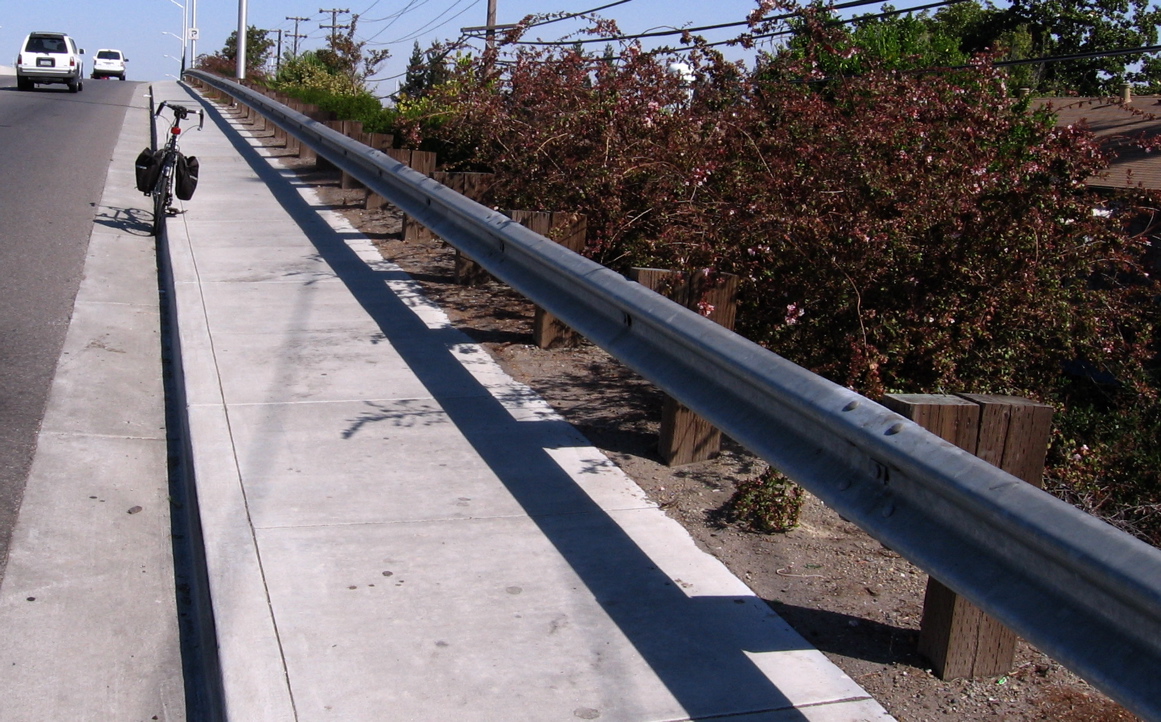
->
[1,0,855,92]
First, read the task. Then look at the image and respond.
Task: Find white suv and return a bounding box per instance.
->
[91,49,127,80]
[16,32,85,92]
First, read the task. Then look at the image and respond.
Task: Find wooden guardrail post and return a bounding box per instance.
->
[880,393,1053,679]
[630,268,739,465]
[431,172,492,202]
[291,101,310,158]
[422,172,497,284]
[366,148,436,211]
[284,100,305,156]
[319,120,363,174]
[361,134,396,209]
[287,104,333,163]
[368,133,395,151]
[246,85,271,133]
[511,212,587,347]
[385,150,437,234]
[239,92,256,123]
[340,126,372,190]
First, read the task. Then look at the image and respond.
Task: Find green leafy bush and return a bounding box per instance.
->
[727,469,806,533]
[270,48,394,133]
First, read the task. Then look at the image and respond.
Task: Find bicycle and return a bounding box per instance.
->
[147,101,204,236]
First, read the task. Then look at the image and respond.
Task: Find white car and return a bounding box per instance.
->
[16,31,85,92]
[91,48,127,80]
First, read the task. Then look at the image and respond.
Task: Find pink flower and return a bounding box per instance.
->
[785,303,805,325]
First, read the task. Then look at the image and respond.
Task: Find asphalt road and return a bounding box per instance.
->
[0,74,141,583]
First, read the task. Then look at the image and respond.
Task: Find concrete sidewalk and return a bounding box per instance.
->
[166,80,893,721]
[1,78,892,721]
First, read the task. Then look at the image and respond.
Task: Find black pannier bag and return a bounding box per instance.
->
[175,153,199,200]
[134,147,164,193]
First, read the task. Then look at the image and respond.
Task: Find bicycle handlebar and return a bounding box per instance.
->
[155,100,205,130]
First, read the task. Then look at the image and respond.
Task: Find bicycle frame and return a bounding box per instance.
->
[150,101,204,236]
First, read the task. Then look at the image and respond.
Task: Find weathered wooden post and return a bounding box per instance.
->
[424,172,497,285]
[268,94,291,147]
[370,149,433,215]
[630,268,740,466]
[390,150,437,238]
[291,105,335,163]
[367,133,395,151]
[362,134,397,210]
[318,120,343,172]
[880,393,1054,679]
[505,211,587,347]
[317,119,360,172]
[248,95,268,134]
[284,100,307,156]
[339,125,371,190]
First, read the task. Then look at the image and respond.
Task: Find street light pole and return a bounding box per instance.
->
[166,0,187,73]
[190,0,198,67]
[237,0,247,80]
[163,30,185,72]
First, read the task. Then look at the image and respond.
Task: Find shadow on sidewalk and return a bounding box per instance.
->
[189,93,845,721]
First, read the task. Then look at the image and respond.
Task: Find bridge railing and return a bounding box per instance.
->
[186,70,1161,721]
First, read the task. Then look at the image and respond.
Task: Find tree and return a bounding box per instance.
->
[1006,0,1161,95]
[776,3,969,75]
[314,14,389,91]
[221,25,275,77]
[398,41,453,100]
[399,42,427,98]
[924,0,1161,95]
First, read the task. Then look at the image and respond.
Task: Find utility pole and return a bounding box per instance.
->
[319,7,350,47]
[486,0,498,52]
[286,15,310,57]
[272,28,283,74]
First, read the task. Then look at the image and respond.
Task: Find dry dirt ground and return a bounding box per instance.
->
[261,140,1138,720]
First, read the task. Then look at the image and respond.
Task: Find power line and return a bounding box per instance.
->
[362,0,432,24]
[477,0,927,47]
[357,0,386,15]
[370,34,471,83]
[991,43,1161,69]
[664,0,967,52]
[461,0,638,37]
[363,0,481,46]
[522,0,637,30]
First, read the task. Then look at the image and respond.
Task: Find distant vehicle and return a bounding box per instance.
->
[91,49,127,80]
[15,31,85,92]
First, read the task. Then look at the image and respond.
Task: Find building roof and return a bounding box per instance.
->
[1036,95,1161,190]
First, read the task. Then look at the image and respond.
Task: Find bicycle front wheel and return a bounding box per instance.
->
[151,164,172,236]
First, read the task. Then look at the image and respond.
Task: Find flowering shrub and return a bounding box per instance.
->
[398,8,1161,541]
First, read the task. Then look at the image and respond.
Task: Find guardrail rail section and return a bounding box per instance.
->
[185,70,1161,721]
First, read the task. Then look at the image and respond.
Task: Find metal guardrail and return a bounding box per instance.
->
[188,70,1161,720]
